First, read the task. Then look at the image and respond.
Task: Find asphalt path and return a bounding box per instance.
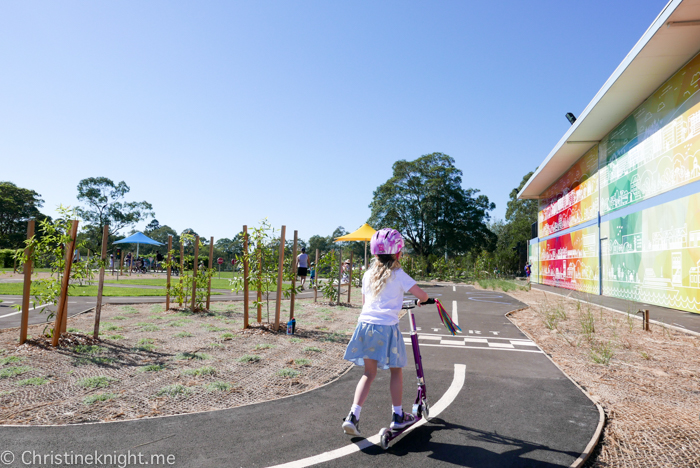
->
[0,285,600,468]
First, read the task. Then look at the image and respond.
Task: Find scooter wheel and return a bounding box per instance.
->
[379,427,391,450]
[421,398,430,420]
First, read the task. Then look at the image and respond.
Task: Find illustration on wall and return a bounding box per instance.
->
[599,52,700,216]
[538,146,599,238]
[539,225,599,294]
[601,190,700,314]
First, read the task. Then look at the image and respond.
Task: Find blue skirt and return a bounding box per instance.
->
[343,322,407,369]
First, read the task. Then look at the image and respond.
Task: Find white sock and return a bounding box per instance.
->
[392,405,403,416]
[351,404,362,419]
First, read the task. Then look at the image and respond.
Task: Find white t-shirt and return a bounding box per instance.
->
[297,253,309,268]
[359,268,417,325]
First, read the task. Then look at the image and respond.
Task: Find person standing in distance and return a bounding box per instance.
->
[297,248,309,290]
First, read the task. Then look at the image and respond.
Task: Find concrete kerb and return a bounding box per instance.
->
[504,307,605,468]
[533,287,700,338]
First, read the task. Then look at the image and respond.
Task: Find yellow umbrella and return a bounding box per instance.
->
[334,223,376,269]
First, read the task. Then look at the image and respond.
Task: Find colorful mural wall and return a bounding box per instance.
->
[601,190,700,314]
[538,146,599,238]
[539,225,599,294]
[528,243,539,283]
[599,52,700,216]
[529,51,700,313]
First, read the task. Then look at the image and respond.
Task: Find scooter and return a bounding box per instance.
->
[378,297,436,450]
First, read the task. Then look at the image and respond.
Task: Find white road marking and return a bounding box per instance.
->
[439,340,464,346]
[510,341,538,347]
[464,338,488,344]
[488,342,515,349]
[417,343,541,353]
[466,293,512,304]
[490,331,500,335]
[452,300,458,326]
[0,304,50,318]
[452,286,456,292]
[432,328,439,332]
[267,364,467,468]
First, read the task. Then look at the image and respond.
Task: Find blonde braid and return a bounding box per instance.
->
[367,254,401,298]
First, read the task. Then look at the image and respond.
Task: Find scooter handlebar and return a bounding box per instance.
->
[415,298,435,305]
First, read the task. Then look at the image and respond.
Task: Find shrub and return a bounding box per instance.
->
[182,366,217,377]
[174,332,194,338]
[173,352,209,361]
[74,345,107,355]
[237,355,261,363]
[0,366,32,378]
[157,384,191,397]
[84,393,117,405]
[16,377,49,386]
[254,344,274,350]
[220,333,235,341]
[278,368,300,378]
[205,381,233,392]
[303,347,322,353]
[0,356,23,366]
[294,358,311,366]
[590,341,615,365]
[139,364,166,372]
[77,376,118,388]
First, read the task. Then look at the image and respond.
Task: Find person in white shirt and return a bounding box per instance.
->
[341,228,428,437]
[297,248,309,290]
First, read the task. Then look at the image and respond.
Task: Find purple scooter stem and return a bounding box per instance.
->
[379,298,435,450]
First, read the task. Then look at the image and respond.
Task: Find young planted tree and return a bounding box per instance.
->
[13,206,94,337]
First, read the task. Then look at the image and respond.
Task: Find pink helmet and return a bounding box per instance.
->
[370,228,404,255]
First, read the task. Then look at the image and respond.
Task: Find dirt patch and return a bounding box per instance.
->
[506,288,700,468]
[0,291,363,425]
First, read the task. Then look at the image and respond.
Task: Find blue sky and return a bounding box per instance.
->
[0,1,670,242]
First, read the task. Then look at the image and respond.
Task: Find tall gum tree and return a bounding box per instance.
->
[369,153,495,260]
[76,177,154,241]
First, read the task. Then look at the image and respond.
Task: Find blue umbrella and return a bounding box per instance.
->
[113,232,164,258]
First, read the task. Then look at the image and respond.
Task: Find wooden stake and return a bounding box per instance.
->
[165,235,172,310]
[52,220,79,346]
[191,236,200,311]
[93,224,109,339]
[314,249,319,303]
[206,236,214,310]
[347,251,353,304]
[274,225,286,330]
[289,230,298,320]
[337,248,342,305]
[19,219,35,344]
[243,225,249,329]
[179,243,184,307]
[257,244,262,323]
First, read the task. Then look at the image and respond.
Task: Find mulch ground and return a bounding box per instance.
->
[506,287,700,468]
[0,292,363,425]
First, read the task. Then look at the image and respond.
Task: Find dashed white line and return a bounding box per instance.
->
[452,300,458,326]
[266,364,467,468]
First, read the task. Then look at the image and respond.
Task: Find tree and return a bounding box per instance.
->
[491,171,538,274]
[76,177,154,238]
[0,182,47,248]
[369,153,495,260]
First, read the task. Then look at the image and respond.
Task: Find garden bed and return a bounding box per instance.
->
[0,295,362,425]
[506,288,700,468]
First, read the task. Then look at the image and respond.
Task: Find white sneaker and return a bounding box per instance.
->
[342,412,361,436]
[390,411,415,430]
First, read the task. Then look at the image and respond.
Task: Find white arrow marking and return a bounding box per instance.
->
[432,328,439,332]
[490,331,500,336]
[268,364,467,468]
[475,330,481,335]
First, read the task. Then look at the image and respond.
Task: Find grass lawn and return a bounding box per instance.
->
[0,283,222,297]
[104,278,237,290]
[476,278,529,292]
